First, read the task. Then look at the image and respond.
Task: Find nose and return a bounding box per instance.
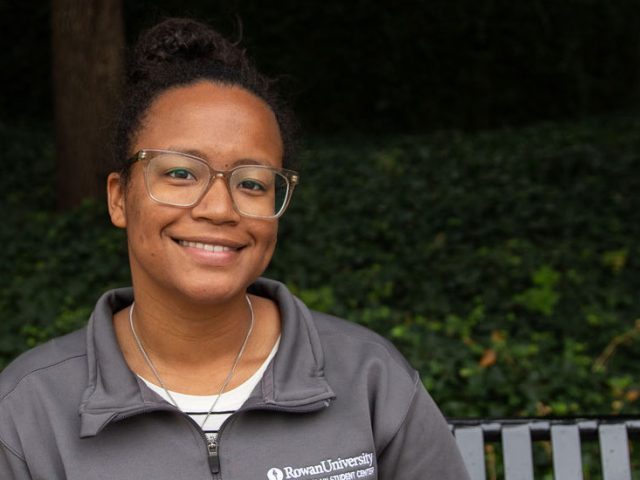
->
[190,174,241,223]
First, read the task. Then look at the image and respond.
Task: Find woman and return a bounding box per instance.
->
[0,18,469,479]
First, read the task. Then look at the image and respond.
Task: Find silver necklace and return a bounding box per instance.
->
[129,295,255,429]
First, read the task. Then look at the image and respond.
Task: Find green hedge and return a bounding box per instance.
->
[2,117,639,418]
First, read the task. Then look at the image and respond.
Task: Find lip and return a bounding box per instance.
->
[171,235,247,266]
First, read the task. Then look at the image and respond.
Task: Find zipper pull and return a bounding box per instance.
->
[207,438,220,473]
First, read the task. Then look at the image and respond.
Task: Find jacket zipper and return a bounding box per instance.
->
[113,398,332,479]
[113,405,223,478]
[206,399,332,478]
[207,435,220,474]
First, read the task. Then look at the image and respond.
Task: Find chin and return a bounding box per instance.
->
[177,279,253,305]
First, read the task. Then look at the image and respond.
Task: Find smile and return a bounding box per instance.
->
[177,240,238,252]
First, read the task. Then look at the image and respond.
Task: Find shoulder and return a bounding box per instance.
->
[252,278,417,383]
[309,309,422,418]
[311,310,415,376]
[0,328,87,401]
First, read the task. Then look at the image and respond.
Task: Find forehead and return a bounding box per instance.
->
[133,81,283,167]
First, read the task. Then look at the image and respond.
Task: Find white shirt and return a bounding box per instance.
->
[140,338,279,442]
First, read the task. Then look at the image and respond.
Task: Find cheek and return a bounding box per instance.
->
[264,222,279,249]
[251,221,279,265]
[124,191,157,248]
[126,210,150,251]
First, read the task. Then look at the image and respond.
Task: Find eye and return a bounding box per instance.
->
[166,168,196,181]
[237,179,267,192]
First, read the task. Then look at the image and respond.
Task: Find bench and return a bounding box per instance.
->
[448,417,639,479]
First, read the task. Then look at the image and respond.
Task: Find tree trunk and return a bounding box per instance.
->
[51,0,124,209]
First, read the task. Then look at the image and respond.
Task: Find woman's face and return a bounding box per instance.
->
[107,81,284,305]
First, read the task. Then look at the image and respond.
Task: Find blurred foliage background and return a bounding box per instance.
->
[3,0,640,132]
[1,0,639,425]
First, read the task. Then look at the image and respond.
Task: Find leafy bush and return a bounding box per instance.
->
[2,116,639,419]
[269,115,640,416]
[0,123,130,364]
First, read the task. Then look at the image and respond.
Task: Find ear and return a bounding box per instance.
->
[107,172,127,228]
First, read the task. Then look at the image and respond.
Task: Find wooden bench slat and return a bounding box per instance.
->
[551,424,584,480]
[455,426,486,480]
[599,424,632,480]
[501,425,534,480]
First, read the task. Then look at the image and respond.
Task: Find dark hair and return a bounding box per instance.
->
[112,18,297,182]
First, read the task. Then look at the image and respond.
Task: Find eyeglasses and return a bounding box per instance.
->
[128,149,299,219]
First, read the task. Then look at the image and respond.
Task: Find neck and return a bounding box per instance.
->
[113,277,282,395]
[130,286,252,367]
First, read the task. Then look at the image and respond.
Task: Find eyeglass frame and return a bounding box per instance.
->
[127,149,299,219]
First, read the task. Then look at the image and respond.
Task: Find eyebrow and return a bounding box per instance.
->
[166,146,269,168]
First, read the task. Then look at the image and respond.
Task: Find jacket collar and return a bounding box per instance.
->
[79,279,335,437]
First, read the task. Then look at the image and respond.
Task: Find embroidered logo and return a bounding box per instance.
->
[268,468,285,480]
[267,452,375,480]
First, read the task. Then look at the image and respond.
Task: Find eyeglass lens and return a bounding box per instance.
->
[145,152,290,217]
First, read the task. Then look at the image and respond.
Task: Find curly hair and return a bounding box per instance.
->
[112,18,297,182]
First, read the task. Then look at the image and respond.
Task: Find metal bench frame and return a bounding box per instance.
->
[449,417,639,480]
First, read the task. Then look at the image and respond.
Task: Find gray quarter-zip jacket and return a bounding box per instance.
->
[0,278,470,479]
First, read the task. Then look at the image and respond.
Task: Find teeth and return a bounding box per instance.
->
[178,240,234,252]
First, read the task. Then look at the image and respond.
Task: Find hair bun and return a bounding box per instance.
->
[130,18,247,80]
[114,17,297,174]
